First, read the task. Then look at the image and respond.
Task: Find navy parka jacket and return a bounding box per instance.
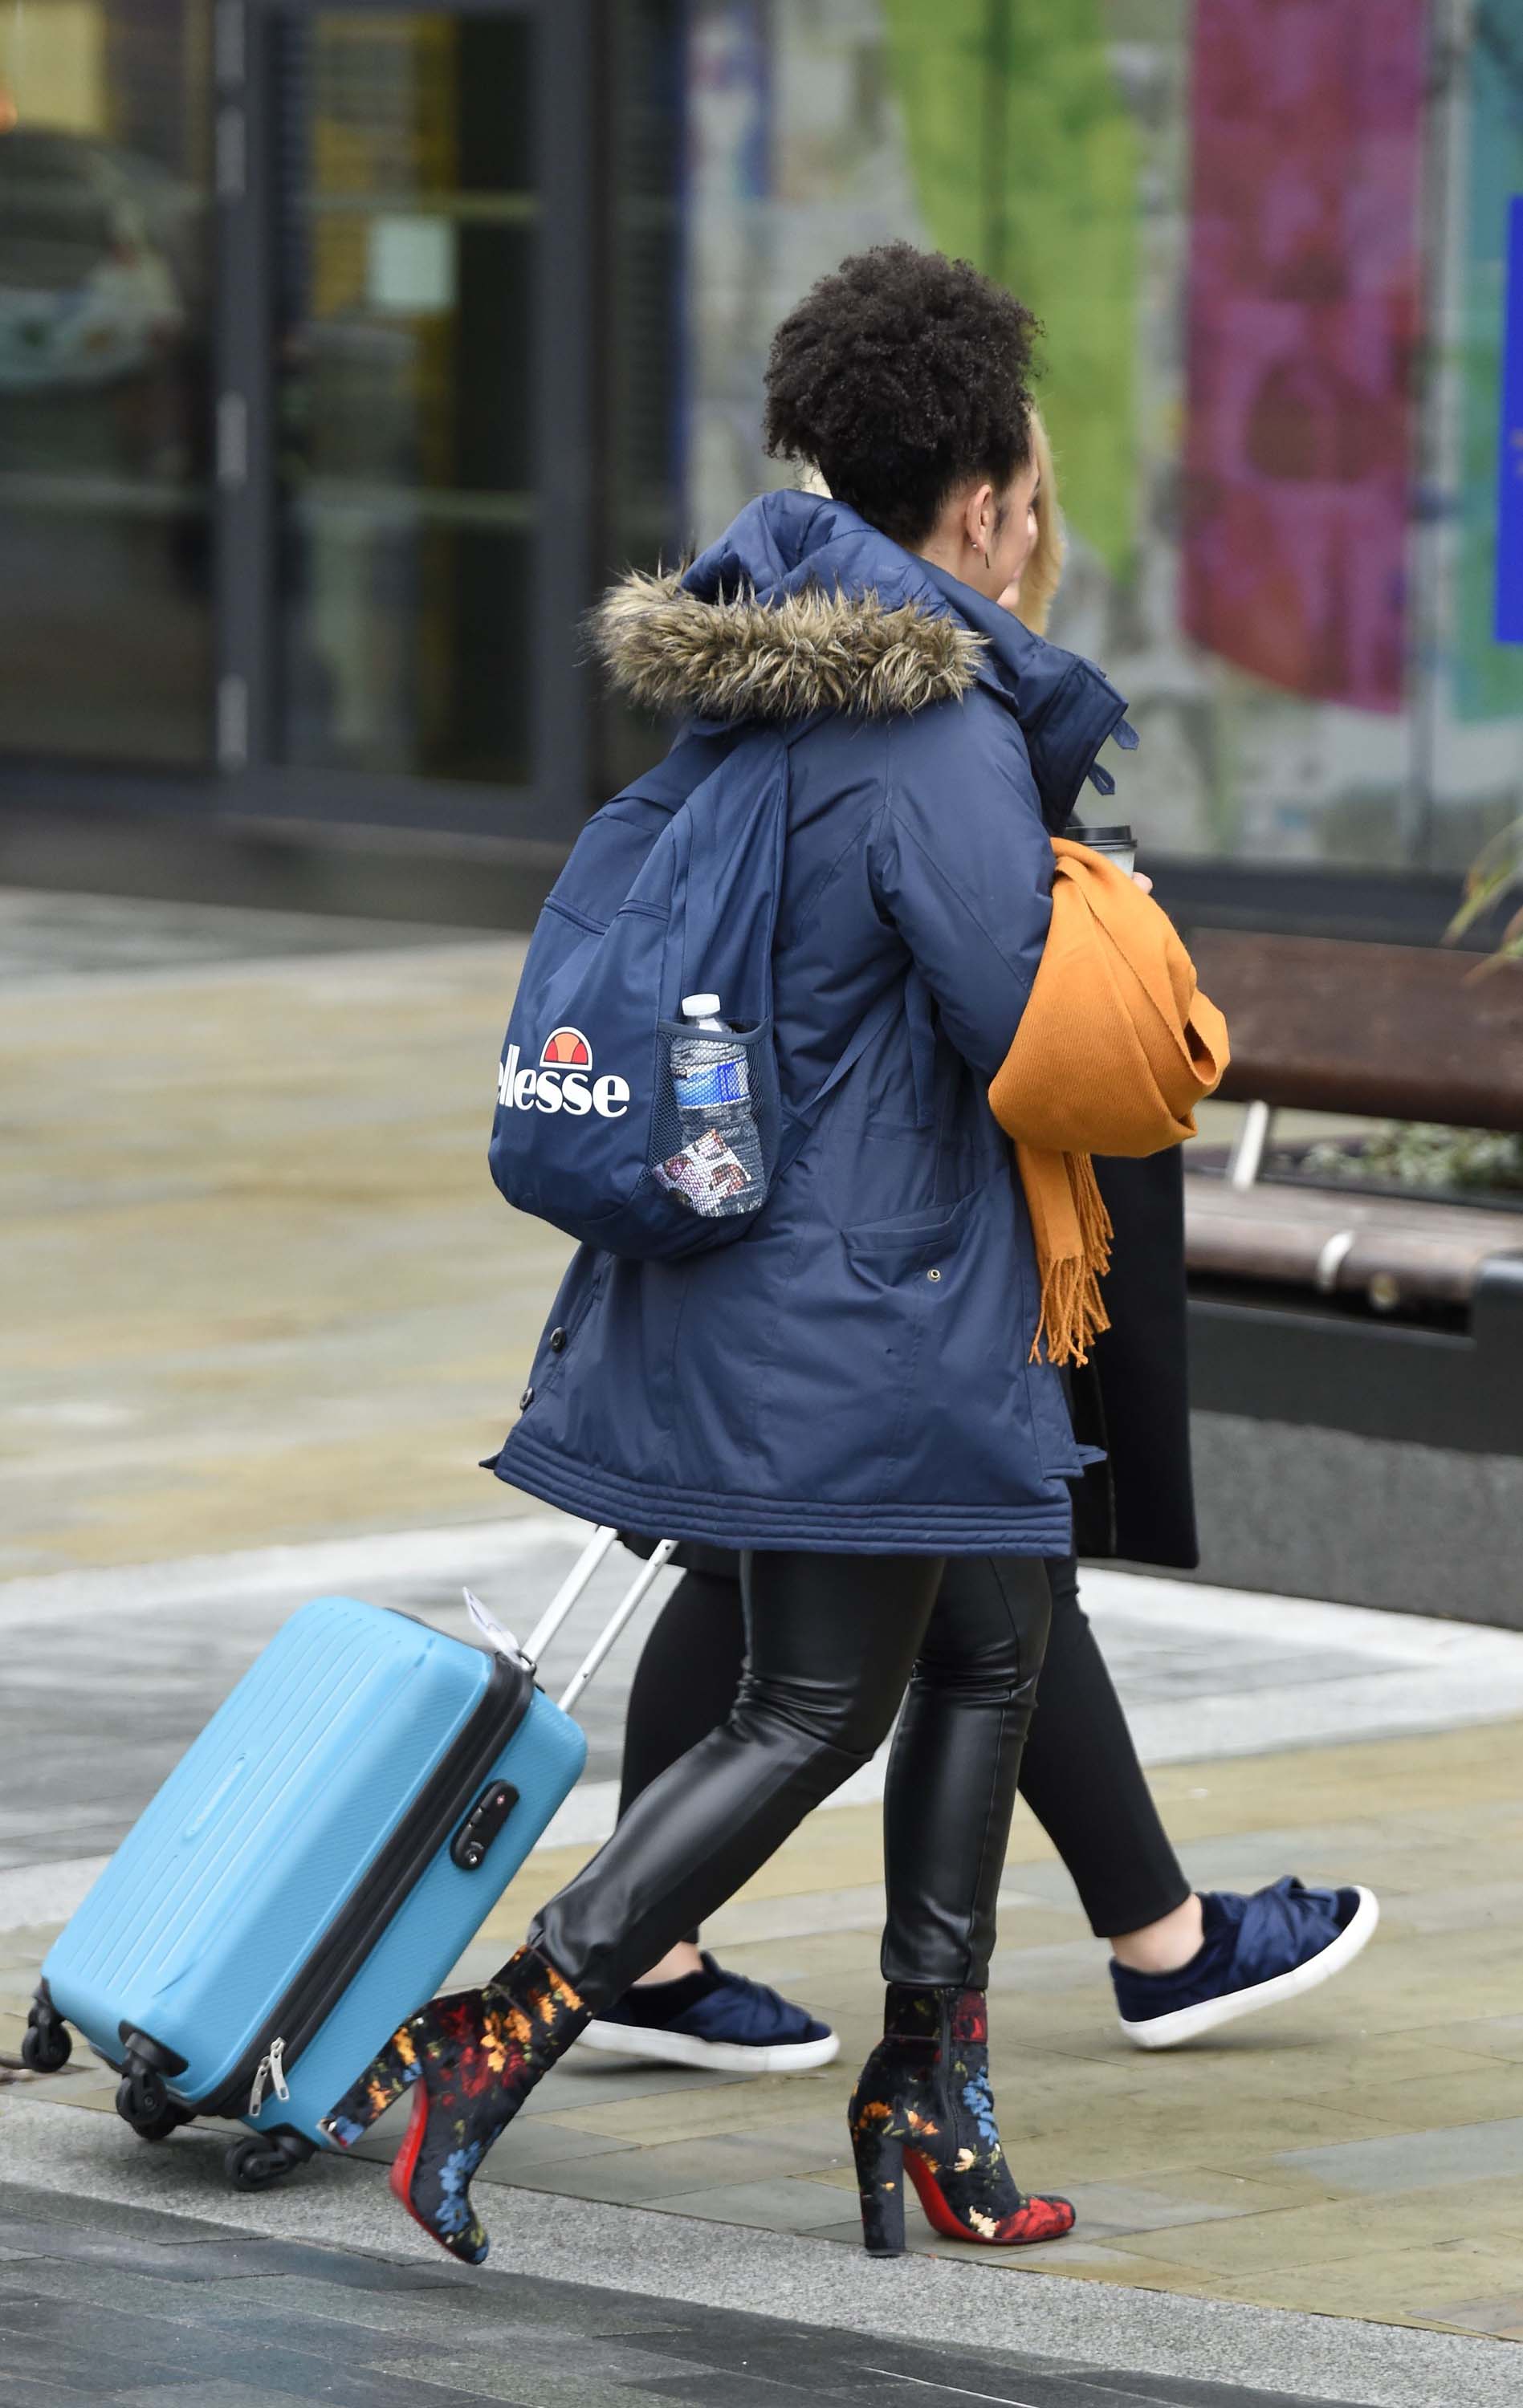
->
[489,492,1134,1556]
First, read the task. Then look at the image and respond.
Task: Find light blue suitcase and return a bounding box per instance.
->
[24,1528,670,2190]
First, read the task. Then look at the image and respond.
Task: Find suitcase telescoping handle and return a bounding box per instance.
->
[510,1525,678,1714]
[553,1533,678,1713]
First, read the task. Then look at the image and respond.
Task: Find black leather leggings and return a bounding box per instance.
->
[530,1550,1051,2009]
[620,1556,1191,1947]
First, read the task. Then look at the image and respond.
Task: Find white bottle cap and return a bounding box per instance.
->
[682,993,722,1020]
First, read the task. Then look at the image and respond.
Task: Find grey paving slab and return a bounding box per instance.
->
[492,2131,846,2201]
[1378,1877,1523,1938]
[0,889,474,986]
[1,2228,461,2290]
[111,2392,371,2408]
[625,2374,829,2406]
[1435,2293,1523,2334]
[985,1938,1111,1991]
[480,2150,757,2210]
[364,2358,583,2408]
[1050,2181,1266,2238]
[610,2321,1358,2408]
[370,2379,670,2408]
[1276,2117,1523,2195]
[641,2177,854,2232]
[346,2109,633,2175]
[526,2061,754,2113]
[1102,1641,1409,1705]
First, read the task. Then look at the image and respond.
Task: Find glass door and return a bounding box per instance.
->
[211,0,591,836]
[270,6,535,783]
[0,0,215,766]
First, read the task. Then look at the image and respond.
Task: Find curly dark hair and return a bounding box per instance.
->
[762,243,1040,548]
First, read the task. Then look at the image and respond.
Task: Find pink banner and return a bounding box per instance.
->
[1181,0,1426,712]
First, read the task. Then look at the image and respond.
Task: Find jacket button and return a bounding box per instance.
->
[519,1385,534,1409]
[926,1267,942,1283]
[549,1327,567,1352]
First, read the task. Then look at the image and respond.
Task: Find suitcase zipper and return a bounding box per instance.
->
[247,2035,290,2117]
[206,1646,532,2121]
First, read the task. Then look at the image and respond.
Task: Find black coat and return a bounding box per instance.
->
[1066,1148,1198,1569]
[625,1145,1197,1578]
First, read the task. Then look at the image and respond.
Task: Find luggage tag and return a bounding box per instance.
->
[464,1588,528,1668]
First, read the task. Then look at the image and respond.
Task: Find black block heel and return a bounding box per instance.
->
[851,2112,907,2256]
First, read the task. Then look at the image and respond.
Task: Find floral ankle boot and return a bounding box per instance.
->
[849,1983,1075,2255]
[320,1944,588,2264]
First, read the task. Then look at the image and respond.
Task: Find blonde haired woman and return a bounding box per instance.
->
[1000,401,1065,633]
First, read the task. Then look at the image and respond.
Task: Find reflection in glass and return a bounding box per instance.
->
[0,1,213,764]
[274,11,536,783]
[594,0,684,795]
[662,0,1521,872]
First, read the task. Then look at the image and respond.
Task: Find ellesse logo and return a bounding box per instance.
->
[496,1027,630,1118]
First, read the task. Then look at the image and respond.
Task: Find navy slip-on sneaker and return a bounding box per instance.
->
[1112,1877,1379,2051]
[579,1953,840,2074]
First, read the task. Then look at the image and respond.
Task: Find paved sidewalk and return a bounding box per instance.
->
[0,901,547,1579]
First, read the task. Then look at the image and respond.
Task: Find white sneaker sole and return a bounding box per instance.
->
[1119,1886,1380,2052]
[576,2018,841,2076]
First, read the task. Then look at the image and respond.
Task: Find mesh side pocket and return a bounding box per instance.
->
[650,1023,779,1219]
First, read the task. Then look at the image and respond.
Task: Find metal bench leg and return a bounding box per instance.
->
[1227,1098,1273,1192]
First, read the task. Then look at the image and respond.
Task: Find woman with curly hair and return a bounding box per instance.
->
[582,405,1375,2107]
[324,244,1144,2267]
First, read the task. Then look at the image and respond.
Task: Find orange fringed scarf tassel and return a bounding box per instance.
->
[988,839,1231,1367]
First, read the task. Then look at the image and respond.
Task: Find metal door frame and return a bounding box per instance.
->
[213,0,594,843]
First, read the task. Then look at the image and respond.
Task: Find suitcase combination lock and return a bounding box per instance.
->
[450,1780,519,1870]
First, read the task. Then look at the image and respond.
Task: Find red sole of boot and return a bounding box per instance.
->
[389,2084,440,2244]
[904,2148,1075,2246]
[388,2081,489,2266]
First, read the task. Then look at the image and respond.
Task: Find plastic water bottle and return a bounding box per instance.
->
[666,992,764,1215]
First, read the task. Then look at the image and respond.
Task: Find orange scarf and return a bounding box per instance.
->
[988,839,1231,1367]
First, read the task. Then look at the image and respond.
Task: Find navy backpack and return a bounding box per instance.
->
[489,724,894,1260]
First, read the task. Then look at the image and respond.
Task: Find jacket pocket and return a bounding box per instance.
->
[843,1188,979,1281]
[851,1172,1070,1512]
[839,1189,983,1504]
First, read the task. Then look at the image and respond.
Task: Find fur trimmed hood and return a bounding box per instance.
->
[591,565,984,724]
[587,491,1135,826]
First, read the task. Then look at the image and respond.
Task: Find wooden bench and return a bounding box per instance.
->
[1177,931,1523,1452]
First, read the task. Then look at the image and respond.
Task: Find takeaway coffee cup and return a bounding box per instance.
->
[1069,822,1137,877]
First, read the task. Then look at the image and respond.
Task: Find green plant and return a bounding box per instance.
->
[1445,815,1523,973]
[1302,1124,1523,1195]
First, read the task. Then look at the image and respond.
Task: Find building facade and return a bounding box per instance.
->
[1,0,1520,925]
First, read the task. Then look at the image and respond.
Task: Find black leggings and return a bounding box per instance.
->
[531,1551,1051,2010]
[617,1555,1190,1947]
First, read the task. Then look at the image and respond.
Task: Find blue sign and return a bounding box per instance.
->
[1497,194,1523,643]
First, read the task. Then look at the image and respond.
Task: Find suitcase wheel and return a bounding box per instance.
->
[113,2052,190,2148]
[128,2104,186,2143]
[21,1995,72,2075]
[225,2132,315,2192]
[116,2062,175,2133]
[113,2055,191,2143]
